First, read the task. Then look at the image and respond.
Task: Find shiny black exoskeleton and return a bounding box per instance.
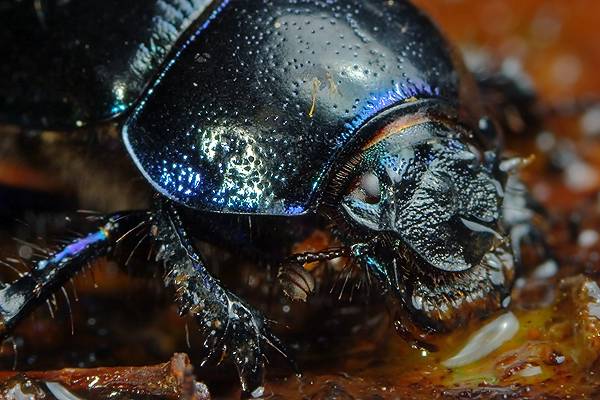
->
[0,0,543,396]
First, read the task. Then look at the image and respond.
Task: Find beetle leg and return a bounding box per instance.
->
[282,247,350,267]
[155,202,292,398]
[0,211,149,338]
[503,174,554,266]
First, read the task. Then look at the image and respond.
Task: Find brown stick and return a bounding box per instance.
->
[0,353,210,399]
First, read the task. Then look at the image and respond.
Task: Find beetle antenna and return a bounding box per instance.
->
[285,247,350,266]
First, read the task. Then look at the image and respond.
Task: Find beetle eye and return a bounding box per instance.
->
[348,172,381,204]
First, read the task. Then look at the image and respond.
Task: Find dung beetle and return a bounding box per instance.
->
[0,0,544,396]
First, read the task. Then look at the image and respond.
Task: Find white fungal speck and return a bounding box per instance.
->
[578,229,599,248]
[564,161,598,191]
[535,131,556,152]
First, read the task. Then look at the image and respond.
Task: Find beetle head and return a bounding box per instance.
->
[333,114,515,331]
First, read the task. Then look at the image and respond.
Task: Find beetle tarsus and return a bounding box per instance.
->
[155,202,292,395]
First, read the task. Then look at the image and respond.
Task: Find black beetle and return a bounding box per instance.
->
[0,0,545,397]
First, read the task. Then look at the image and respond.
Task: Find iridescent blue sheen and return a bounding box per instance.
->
[341,79,439,143]
[123,0,469,215]
[36,228,108,270]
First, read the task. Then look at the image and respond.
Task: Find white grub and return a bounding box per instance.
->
[442,312,519,368]
[578,229,599,248]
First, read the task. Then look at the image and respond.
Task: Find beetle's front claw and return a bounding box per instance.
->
[194,293,291,398]
[227,298,267,397]
[231,333,266,398]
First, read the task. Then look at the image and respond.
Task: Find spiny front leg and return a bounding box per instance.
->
[154,202,290,398]
[0,211,149,338]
